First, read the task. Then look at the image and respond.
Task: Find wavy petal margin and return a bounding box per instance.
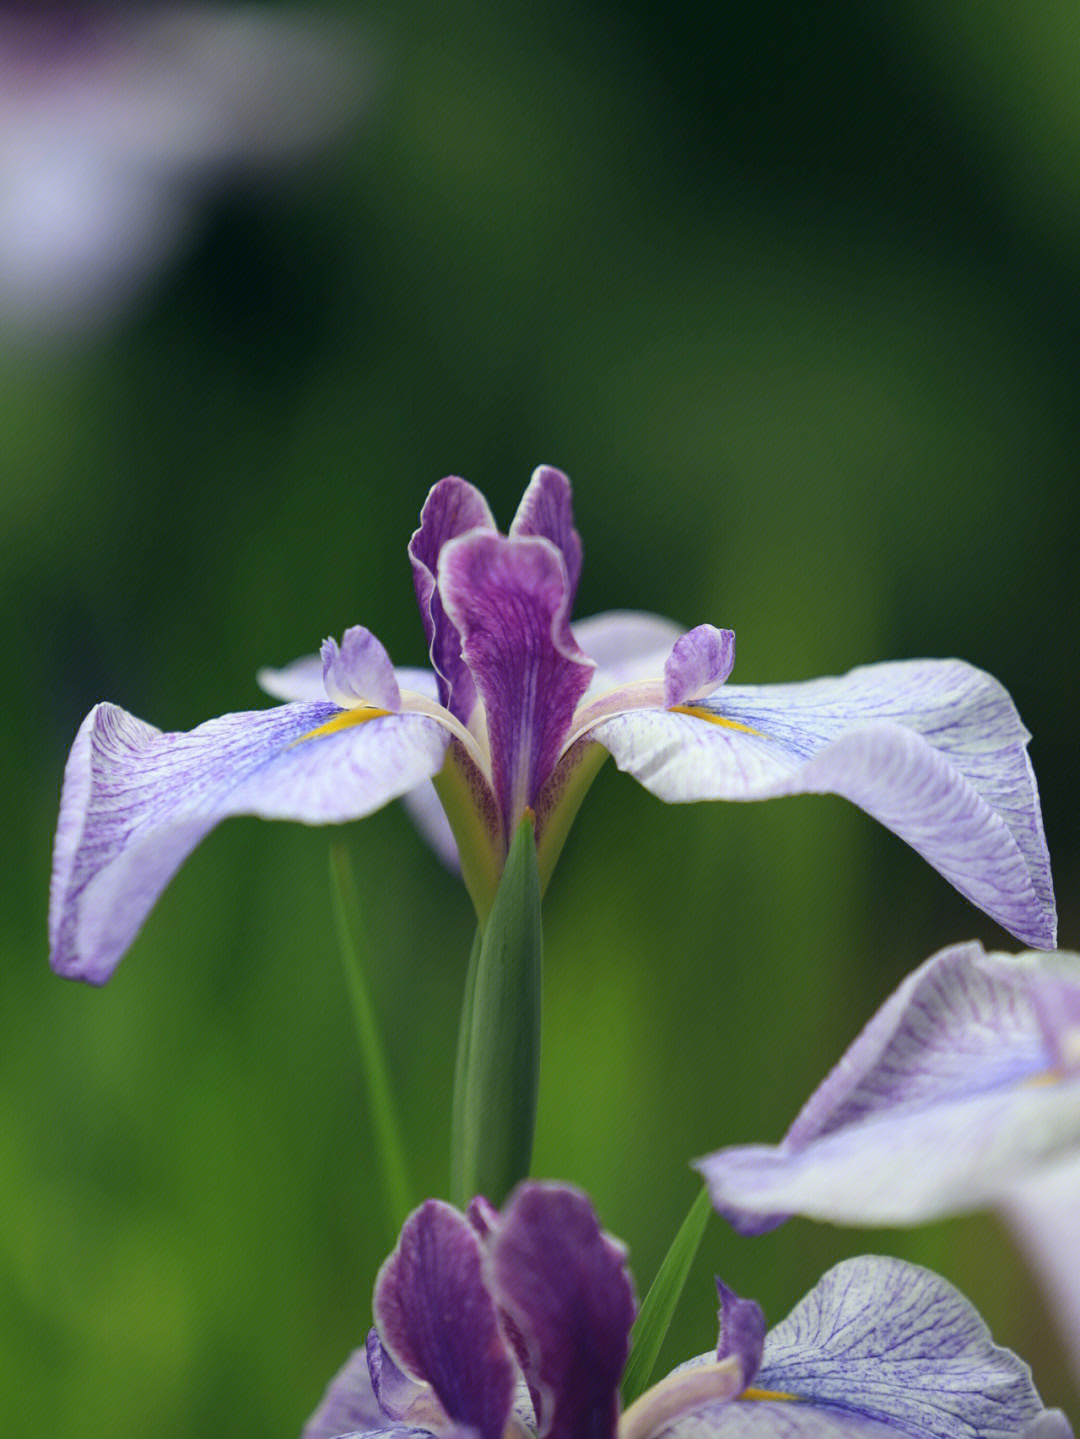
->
[590,660,1055,947]
[49,699,450,983]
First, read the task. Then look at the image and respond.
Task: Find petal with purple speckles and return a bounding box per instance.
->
[488,1182,636,1439]
[49,698,450,984]
[439,532,595,837]
[656,1257,1057,1439]
[590,660,1055,948]
[509,466,583,608]
[698,943,1080,1232]
[373,1200,515,1439]
[409,476,496,722]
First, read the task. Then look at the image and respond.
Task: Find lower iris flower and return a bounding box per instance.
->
[303,1181,1070,1439]
[50,466,1055,983]
[699,941,1080,1379]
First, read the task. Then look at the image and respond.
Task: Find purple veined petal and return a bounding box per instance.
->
[509,466,583,609]
[439,532,595,836]
[663,627,735,708]
[409,477,497,723]
[303,1346,399,1439]
[1002,1151,1080,1382]
[590,659,1056,948]
[49,698,451,983]
[750,1256,1049,1439]
[572,611,686,699]
[373,1200,515,1439]
[322,627,402,710]
[487,1182,637,1439]
[698,944,1080,1233]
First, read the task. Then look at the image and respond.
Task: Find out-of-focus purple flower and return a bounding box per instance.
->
[50,467,1055,983]
[0,2,362,334]
[302,1181,1069,1439]
[699,941,1080,1377]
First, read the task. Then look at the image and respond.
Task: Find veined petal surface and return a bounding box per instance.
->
[699,944,1080,1231]
[303,1348,390,1439]
[49,699,450,983]
[657,1257,1054,1439]
[509,466,583,608]
[590,660,1055,947]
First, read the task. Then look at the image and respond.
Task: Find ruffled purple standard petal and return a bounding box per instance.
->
[698,943,1080,1233]
[590,660,1055,948]
[49,699,450,983]
[1002,1151,1080,1381]
[373,1200,515,1439]
[322,627,402,710]
[409,477,496,723]
[439,533,595,837]
[509,466,583,609]
[663,628,735,708]
[487,1182,636,1439]
[303,1346,396,1439]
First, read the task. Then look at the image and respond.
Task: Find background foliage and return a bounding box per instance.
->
[3,1,1079,1432]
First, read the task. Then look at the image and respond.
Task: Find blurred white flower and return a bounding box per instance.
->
[0,3,364,335]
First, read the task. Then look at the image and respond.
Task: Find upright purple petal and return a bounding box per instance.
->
[663,627,735,708]
[321,627,402,711]
[699,945,1080,1234]
[488,1182,636,1439]
[509,467,583,609]
[373,1200,515,1439]
[750,1256,1047,1439]
[438,533,595,836]
[715,1282,764,1387]
[409,477,496,722]
[591,660,1055,947]
[49,699,450,983]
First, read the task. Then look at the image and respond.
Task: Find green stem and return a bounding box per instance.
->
[621,1185,713,1408]
[449,923,484,1206]
[329,842,413,1232]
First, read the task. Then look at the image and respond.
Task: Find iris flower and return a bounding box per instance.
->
[699,941,1080,1376]
[0,2,360,334]
[50,467,1055,983]
[302,1180,1070,1439]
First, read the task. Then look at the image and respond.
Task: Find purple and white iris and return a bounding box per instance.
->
[50,467,1056,983]
[302,1181,1070,1439]
[699,942,1080,1376]
[0,2,360,334]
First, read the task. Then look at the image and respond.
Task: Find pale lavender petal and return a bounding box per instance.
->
[49,699,450,983]
[1028,977,1080,1075]
[258,652,327,702]
[488,1182,636,1439]
[373,1201,514,1439]
[715,1281,764,1387]
[591,660,1055,947]
[409,477,496,722]
[367,1329,449,1431]
[699,945,1080,1231]
[439,532,595,835]
[401,782,461,873]
[753,1256,1045,1437]
[304,1347,393,1439]
[663,628,735,708]
[509,466,583,607]
[573,611,685,698]
[322,628,402,710]
[621,1360,745,1439]
[1002,1151,1080,1381]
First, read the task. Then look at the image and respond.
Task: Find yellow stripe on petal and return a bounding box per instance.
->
[294,706,392,744]
[740,1388,799,1402]
[669,704,764,737]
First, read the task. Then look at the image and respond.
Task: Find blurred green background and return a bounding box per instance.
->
[4,1,1079,1432]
